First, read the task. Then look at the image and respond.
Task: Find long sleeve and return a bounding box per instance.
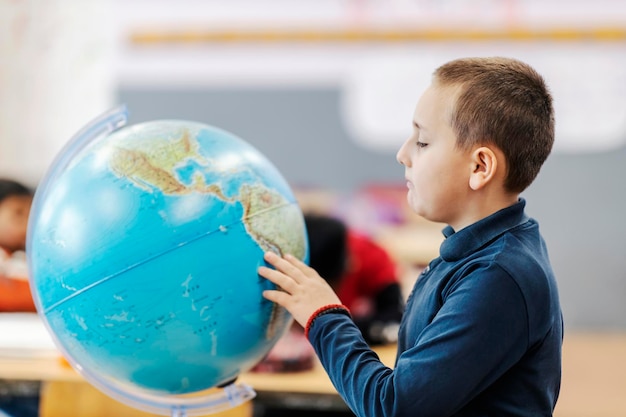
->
[306,201,562,417]
[308,264,531,417]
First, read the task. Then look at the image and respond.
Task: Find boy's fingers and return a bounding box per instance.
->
[258,266,294,292]
[284,253,306,267]
[262,289,291,306]
[264,252,306,283]
[284,254,319,279]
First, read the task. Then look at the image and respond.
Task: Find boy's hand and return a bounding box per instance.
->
[258,251,342,327]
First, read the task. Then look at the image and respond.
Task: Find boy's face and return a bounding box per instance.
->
[0,195,33,253]
[396,82,473,228]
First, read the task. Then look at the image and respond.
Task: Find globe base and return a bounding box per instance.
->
[165,383,256,417]
[96,380,256,417]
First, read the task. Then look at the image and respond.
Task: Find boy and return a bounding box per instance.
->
[0,178,35,312]
[258,57,562,416]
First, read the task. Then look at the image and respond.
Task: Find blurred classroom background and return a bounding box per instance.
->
[1,1,625,416]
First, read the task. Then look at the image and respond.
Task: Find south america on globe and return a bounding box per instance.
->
[27,110,308,409]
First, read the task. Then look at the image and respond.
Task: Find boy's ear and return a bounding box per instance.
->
[469,146,498,190]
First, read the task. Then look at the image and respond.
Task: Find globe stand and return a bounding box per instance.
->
[169,383,256,417]
[75,364,257,416]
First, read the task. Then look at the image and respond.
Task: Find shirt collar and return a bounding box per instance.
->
[439,198,529,262]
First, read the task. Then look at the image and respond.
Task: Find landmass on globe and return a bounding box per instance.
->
[108,125,306,259]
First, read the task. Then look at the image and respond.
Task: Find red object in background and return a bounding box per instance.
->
[335,231,399,316]
[0,275,36,312]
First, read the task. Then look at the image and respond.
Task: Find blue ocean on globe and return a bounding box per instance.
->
[27,118,308,399]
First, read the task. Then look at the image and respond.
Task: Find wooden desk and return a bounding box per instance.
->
[1,334,625,417]
[240,344,397,412]
[0,344,396,416]
[555,332,626,417]
[241,344,396,395]
[0,353,254,417]
[0,345,397,390]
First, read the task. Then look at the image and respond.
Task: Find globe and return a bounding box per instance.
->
[26,106,307,414]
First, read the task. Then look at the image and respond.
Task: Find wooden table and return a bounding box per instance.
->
[1,332,625,417]
[0,355,253,417]
[0,344,395,417]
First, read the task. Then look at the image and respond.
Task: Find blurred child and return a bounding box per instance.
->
[0,179,35,312]
[0,179,39,417]
[304,213,403,345]
[259,57,562,416]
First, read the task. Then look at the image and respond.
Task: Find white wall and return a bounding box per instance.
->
[3,0,626,185]
[0,0,116,185]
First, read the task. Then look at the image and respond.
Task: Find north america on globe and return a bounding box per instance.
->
[107,124,305,259]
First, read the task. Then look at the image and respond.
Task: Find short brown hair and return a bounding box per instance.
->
[0,178,32,204]
[434,57,554,192]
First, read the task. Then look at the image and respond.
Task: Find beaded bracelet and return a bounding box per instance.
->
[304,303,351,339]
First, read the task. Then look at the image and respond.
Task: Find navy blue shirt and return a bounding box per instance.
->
[308,199,563,417]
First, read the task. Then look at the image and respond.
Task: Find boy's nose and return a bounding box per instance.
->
[396,151,404,166]
[396,140,410,166]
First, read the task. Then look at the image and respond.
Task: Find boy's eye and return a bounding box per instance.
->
[416,141,428,148]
